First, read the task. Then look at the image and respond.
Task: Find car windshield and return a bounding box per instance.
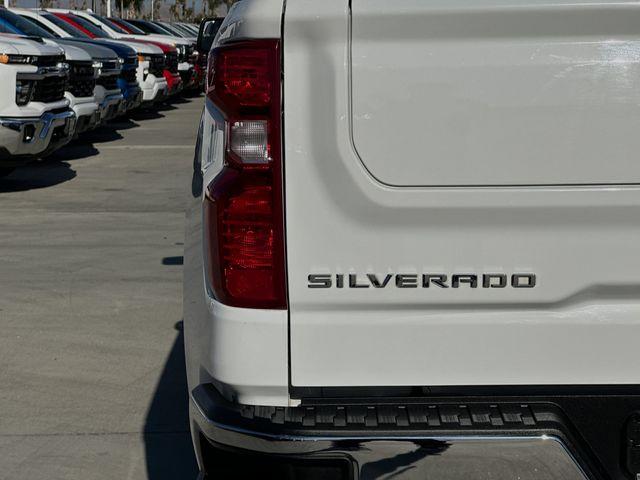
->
[0,20,20,34]
[67,15,110,38]
[150,22,176,35]
[43,13,89,38]
[0,9,56,38]
[172,24,193,37]
[159,23,184,37]
[90,14,128,34]
[18,14,60,37]
[182,24,198,35]
[132,20,171,35]
[115,18,146,35]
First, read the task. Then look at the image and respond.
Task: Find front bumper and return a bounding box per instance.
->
[70,99,100,135]
[99,92,124,123]
[118,84,143,114]
[179,67,195,88]
[193,63,205,91]
[163,71,183,96]
[142,75,169,103]
[0,109,76,165]
[190,384,596,480]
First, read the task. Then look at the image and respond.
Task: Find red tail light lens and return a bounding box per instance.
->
[204,40,286,309]
[208,43,276,111]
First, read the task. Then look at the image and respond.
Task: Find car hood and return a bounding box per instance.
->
[55,38,118,60]
[122,33,192,47]
[125,38,176,54]
[97,37,162,54]
[82,39,137,58]
[43,38,91,61]
[0,34,64,56]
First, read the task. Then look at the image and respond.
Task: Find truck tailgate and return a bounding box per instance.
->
[284,0,640,388]
[351,0,640,187]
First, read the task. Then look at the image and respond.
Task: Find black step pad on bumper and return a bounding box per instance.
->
[243,400,541,429]
[193,384,560,433]
[191,384,610,480]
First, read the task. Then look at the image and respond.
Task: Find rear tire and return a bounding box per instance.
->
[0,168,15,178]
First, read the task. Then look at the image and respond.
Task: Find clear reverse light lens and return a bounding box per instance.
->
[230,120,270,164]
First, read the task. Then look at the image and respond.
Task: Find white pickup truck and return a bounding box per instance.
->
[0,35,74,176]
[184,1,640,479]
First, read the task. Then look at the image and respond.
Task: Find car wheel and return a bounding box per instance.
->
[0,168,15,178]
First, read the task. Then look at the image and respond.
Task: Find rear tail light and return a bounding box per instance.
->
[204,40,286,309]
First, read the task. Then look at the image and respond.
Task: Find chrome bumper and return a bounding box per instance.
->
[0,109,76,165]
[124,88,143,112]
[75,108,101,135]
[117,89,143,115]
[190,385,594,480]
[99,93,124,123]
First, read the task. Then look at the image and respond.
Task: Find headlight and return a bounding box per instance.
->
[137,54,151,64]
[117,57,125,65]
[15,79,35,106]
[0,54,37,65]
[92,61,103,78]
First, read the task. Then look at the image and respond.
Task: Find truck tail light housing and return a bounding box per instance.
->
[204,40,286,309]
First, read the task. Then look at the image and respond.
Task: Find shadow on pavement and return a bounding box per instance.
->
[168,96,192,104]
[162,256,184,266]
[144,320,198,480]
[155,103,179,112]
[78,125,126,145]
[50,143,100,162]
[0,160,76,193]
[129,109,166,121]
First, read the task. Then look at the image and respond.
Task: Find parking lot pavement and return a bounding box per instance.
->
[0,97,202,480]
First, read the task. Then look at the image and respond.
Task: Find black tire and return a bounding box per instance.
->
[0,168,15,178]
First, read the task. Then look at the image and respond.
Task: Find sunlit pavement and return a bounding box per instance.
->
[0,97,202,480]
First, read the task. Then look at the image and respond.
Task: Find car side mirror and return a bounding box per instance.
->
[197,18,222,55]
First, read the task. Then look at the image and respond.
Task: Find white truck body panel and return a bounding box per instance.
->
[186,2,640,478]
[183,0,289,406]
[351,0,640,187]
[186,0,640,406]
[283,0,640,388]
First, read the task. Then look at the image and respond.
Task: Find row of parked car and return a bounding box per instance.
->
[0,7,214,177]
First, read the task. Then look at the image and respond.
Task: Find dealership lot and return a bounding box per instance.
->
[0,97,201,480]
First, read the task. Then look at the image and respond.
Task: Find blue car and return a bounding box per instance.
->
[79,39,142,114]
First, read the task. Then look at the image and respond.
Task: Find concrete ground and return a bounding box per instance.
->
[0,97,202,480]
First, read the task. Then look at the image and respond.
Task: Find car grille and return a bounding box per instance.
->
[149,54,165,76]
[101,59,119,72]
[97,74,118,91]
[179,69,193,84]
[177,45,192,63]
[33,75,67,103]
[120,68,137,84]
[68,61,96,98]
[165,52,178,73]
[35,54,65,67]
[124,55,137,68]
